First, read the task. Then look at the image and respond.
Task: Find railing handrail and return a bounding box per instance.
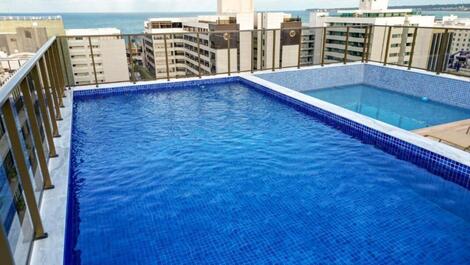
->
[59,24,470,39]
[0,36,56,105]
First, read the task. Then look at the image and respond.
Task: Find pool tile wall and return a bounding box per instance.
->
[73,77,235,98]
[255,64,365,92]
[256,63,470,110]
[363,64,470,109]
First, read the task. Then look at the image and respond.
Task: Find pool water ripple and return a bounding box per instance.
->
[70,82,470,265]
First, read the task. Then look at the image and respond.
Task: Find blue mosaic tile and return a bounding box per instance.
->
[72,75,470,191]
[255,64,365,91]
[256,64,470,110]
[73,77,237,99]
[363,64,470,109]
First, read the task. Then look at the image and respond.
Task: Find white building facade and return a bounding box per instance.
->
[142,0,307,79]
[65,28,129,86]
[309,0,435,68]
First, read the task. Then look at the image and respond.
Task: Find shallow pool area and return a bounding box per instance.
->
[67,80,470,265]
[304,84,470,130]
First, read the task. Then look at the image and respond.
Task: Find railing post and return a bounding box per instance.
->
[408,27,418,70]
[436,29,449,75]
[344,26,350,64]
[163,34,170,81]
[383,26,392,66]
[40,56,62,130]
[87,36,99,87]
[321,27,327,66]
[128,35,136,83]
[361,26,369,63]
[251,30,255,73]
[272,29,276,71]
[57,38,71,89]
[226,32,231,76]
[45,50,64,114]
[32,65,58,157]
[47,48,64,107]
[279,29,283,70]
[20,78,54,189]
[260,30,264,70]
[0,225,15,265]
[197,32,202,78]
[366,25,372,63]
[297,28,302,69]
[2,99,48,240]
[52,41,65,98]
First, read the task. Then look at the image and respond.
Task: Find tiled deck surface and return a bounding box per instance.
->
[29,89,72,265]
[414,119,470,152]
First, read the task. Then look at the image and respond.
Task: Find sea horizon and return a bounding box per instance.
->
[2,10,470,33]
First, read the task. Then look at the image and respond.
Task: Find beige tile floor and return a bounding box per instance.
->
[414,119,470,152]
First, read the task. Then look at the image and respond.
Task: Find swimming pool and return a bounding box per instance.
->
[304,84,470,130]
[68,80,470,264]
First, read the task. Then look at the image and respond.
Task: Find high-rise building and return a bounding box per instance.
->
[309,0,435,68]
[431,15,470,74]
[142,0,310,79]
[65,28,129,86]
[217,0,254,15]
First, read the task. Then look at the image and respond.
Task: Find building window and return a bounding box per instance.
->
[24,31,32,39]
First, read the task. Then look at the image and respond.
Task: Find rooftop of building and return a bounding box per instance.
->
[65,28,121,36]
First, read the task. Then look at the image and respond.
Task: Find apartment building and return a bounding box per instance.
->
[436,15,470,53]
[65,28,129,86]
[143,0,310,78]
[309,0,435,68]
[431,15,470,74]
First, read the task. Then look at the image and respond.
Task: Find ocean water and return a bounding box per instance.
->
[0,11,309,33]
[69,81,470,264]
[1,10,467,33]
[305,84,470,130]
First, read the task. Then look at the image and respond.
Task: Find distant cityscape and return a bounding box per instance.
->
[2,0,470,86]
[309,3,470,12]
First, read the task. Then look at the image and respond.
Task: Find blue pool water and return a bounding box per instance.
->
[69,81,470,265]
[305,84,470,130]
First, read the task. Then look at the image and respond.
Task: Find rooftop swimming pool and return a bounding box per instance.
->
[305,84,470,130]
[68,79,470,264]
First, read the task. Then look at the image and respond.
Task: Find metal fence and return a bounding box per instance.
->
[53,25,470,88]
[0,36,66,265]
[0,23,468,265]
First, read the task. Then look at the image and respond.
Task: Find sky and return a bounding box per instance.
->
[0,0,466,13]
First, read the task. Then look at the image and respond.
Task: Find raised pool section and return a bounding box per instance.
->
[304,84,470,130]
[66,76,470,264]
[256,63,470,110]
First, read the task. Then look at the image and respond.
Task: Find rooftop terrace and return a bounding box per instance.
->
[0,25,469,265]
